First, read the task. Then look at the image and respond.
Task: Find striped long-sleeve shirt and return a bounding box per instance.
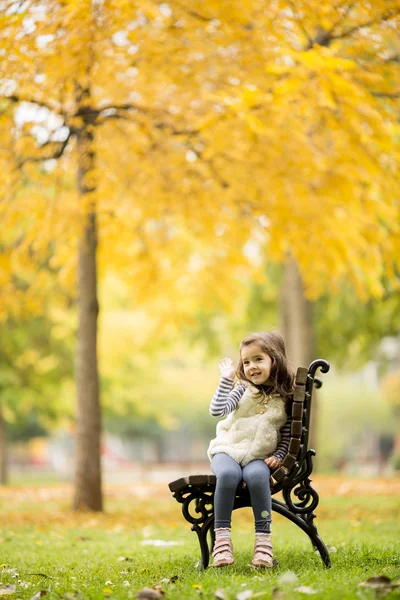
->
[209,377,292,461]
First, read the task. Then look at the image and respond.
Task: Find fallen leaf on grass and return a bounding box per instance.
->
[294,587,318,595]
[277,571,298,586]
[359,576,391,588]
[117,557,132,562]
[236,591,253,600]
[358,576,400,597]
[136,587,165,599]
[214,589,229,600]
[0,585,16,595]
[102,588,113,595]
[140,540,183,546]
[30,592,47,600]
[272,589,284,600]
[159,576,179,585]
[235,591,269,600]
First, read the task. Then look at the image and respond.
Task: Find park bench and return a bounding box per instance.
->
[168,359,331,569]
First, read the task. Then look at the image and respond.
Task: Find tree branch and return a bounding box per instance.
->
[286,0,314,49]
[328,2,358,38]
[96,109,199,136]
[372,91,400,98]
[6,94,65,118]
[330,7,400,41]
[96,103,172,118]
[169,0,214,22]
[186,143,229,189]
[302,4,400,49]
[15,132,72,171]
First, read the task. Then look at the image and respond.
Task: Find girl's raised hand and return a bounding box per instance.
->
[219,357,236,380]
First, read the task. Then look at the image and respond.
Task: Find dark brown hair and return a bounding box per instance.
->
[236,331,295,400]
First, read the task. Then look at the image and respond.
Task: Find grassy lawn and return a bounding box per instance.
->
[0,476,399,599]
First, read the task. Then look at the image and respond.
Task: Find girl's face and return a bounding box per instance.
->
[241,344,272,385]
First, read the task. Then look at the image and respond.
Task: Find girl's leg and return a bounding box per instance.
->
[242,460,273,568]
[210,453,242,566]
[211,453,243,529]
[242,459,272,532]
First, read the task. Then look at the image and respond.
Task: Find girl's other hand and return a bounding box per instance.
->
[264,456,282,470]
[219,357,236,380]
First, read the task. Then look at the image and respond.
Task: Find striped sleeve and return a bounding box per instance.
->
[273,416,292,461]
[209,377,246,417]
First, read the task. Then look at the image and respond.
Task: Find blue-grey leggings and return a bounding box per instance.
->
[211,453,272,533]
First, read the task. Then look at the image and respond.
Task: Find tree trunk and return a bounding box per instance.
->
[154,434,165,464]
[0,406,8,485]
[73,83,103,511]
[280,258,318,450]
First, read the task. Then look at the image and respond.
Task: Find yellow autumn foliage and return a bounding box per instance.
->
[0,0,399,318]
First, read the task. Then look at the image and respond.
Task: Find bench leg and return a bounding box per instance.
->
[273,449,331,567]
[191,515,214,569]
[272,499,331,567]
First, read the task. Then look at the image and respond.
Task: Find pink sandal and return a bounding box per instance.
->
[212,530,234,567]
[252,533,273,568]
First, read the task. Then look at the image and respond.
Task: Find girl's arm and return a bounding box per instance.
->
[272,416,292,462]
[209,377,246,417]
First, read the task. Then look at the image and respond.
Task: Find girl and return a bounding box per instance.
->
[207,331,294,568]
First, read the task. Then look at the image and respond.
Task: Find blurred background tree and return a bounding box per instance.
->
[0,312,73,484]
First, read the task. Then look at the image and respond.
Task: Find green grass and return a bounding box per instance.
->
[0,484,399,600]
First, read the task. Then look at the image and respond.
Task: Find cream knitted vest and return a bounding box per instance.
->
[207,384,287,467]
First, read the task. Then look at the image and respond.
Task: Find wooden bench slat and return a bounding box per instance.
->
[288,438,301,454]
[282,453,297,469]
[291,420,303,437]
[188,474,216,486]
[295,367,308,385]
[169,474,217,492]
[292,402,304,419]
[271,467,286,481]
[168,477,190,492]
[293,386,306,402]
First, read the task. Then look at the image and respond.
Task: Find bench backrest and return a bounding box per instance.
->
[270,359,329,493]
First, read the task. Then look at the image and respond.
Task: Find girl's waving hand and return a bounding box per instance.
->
[219,357,236,380]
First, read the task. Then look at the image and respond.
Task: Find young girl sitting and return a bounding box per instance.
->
[207,331,294,568]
